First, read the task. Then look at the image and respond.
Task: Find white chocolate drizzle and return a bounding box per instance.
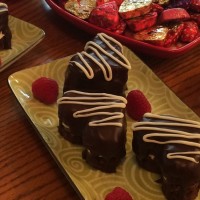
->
[70,33,131,81]
[0,3,8,12]
[0,32,4,39]
[132,113,200,163]
[57,90,127,127]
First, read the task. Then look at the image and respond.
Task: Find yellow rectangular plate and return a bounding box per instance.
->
[0,16,45,72]
[8,47,200,200]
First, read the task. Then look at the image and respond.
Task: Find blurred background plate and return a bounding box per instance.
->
[0,16,45,72]
[45,0,200,58]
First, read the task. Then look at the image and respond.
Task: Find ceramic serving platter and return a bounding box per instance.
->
[0,16,45,72]
[8,47,200,200]
[45,0,200,58]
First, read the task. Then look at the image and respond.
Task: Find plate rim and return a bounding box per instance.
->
[0,15,45,73]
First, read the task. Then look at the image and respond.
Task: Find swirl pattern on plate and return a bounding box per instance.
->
[8,46,200,200]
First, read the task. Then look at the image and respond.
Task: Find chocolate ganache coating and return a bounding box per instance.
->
[132,113,200,200]
[57,90,127,172]
[82,110,127,173]
[0,3,12,49]
[63,33,131,96]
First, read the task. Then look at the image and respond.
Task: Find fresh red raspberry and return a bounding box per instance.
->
[32,77,58,104]
[126,90,151,121]
[105,187,133,200]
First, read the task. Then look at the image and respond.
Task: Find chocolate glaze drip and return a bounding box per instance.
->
[132,113,200,200]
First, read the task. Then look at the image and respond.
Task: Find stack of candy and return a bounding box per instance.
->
[63,0,200,47]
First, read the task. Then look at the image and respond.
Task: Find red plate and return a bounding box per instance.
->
[45,0,200,58]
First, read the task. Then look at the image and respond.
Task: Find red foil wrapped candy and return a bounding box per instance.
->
[164,23,184,47]
[158,8,190,24]
[180,21,199,43]
[190,0,200,12]
[167,0,191,9]
[133,23,184,47]
[191,13,200,26]
[126,11,157,32]
[89,1,120,31]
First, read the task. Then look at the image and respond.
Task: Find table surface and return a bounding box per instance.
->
[1,0,200,199]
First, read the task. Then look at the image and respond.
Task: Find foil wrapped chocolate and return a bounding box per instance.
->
[126,11,157,32]
[96,0,110,6]
[180,21,199,43]
[152,0,169,5]
[112,19,126,34]
[164,23,184,46]
[64,0,96,19]
[191,13,200,26]
[133,25,169,46]
[167,0,191,9]
[89,1,120,31]
[151,3,164,13]
[96,0,124,7]
[119,0,153,19]
[190,0,200,12]
[133,23,184,46]
[158,8,190,24]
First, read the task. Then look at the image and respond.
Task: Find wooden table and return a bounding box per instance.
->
[1,0,200,199]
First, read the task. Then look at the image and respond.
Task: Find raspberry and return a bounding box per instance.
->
[126,90,151,121]
[105,187,133,200]
[32,77,58,104]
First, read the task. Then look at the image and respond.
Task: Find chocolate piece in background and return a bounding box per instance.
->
[0,3,12,49]
[132,113,200,200]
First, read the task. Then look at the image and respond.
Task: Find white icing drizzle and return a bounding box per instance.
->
[167,152,200,163]
[57,90,127,127]
[132,113,200,163]
[144,113,200,126]
[0,3,8,12]
[0,32,4,39]
[70,33,131,81]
